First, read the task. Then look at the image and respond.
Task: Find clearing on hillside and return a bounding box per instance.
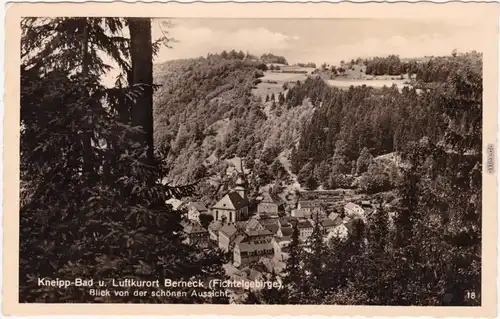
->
[326,78,410,90]
[252,71,308,100]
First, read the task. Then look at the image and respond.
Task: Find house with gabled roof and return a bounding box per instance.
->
[255,215,281,235]
[180,219,209,248]
[208,220,223,242]
[257,192,279,216]
[328,212,340,221]
[297,220,314,241]
[290,208,304,218]
[218,222,245,252]
[326,223,349,241]
[344,202,365,218]
[208,216,275,267]
[319,217,343,235]
[297,200,322,212]
[166,198,185,211]
[233,227,275,267]
[292,200,323,219]
[187,201,209,222]
[245,218,264,231]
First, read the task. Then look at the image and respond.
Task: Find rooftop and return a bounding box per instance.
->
[181,220,208,234]
[320,218,343,228]
[219,223,239,237]
[263,224,280,235]
[208,220,223,232]
[236,241,274,253]
[259,192,276,204]
[320,219,337,228]
[328,212,339,220]
[345,202,362,211]
[258,216,280,225]
[212,191,249,210]
[279,235,292,242]
[245,229,273,237]
[298,200,321,208]
[361,200,371,206]
[297,220,313,229]
[166,198,184,210]
[245,218,262,231]
[189,201,208,212]
[280,227,294,237]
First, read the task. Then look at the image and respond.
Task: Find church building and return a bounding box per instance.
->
[212,175,249,223]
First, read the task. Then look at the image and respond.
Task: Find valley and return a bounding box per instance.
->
[20,15,484,306]
[152,51,481,210]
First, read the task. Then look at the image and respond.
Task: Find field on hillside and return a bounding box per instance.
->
[321,63,413,90]
[260,71,309,82]
[339,64,366,79]
[326,78,410,90]
[253,71,308,99]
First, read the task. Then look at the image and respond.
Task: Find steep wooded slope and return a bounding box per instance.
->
[153,54,315,205]
[152,51,482,202]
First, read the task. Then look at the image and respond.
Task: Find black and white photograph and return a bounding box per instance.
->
[5,2,498,316]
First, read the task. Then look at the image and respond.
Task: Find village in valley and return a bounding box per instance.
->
[169,157,396,301]
[161,56,411,292]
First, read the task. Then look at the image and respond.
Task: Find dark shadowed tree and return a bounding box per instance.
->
[282,222,304,304]
[128,18,154,164]
[19,17,228,304]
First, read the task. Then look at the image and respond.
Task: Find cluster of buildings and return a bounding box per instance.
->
[174,172,374,269]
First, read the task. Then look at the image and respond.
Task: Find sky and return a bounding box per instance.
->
[152,18,483,66]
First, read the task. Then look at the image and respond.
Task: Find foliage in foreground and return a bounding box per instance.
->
[20,17,228,303]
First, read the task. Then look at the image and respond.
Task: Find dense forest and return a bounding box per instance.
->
[152,53,314,205]
[364,54,420,76]
[363,52,482,81]
[288,51,482,192]
[260,53,289,65]
[19,16,482,306]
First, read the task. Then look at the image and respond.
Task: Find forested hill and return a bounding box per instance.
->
[152,52,315,205]
[287,77,442,190]
[153,54,268,187]
[152,51,482,203]
[153,56,265,150]
[289,51,482,188]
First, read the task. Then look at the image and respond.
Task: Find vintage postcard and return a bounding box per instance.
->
[3,1,499,317]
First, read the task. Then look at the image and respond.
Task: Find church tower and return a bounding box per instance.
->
[234,158,247,200]
[234,176,246,199]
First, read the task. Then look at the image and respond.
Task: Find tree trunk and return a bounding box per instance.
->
[81,18,93,175]
[128,18,154,164]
